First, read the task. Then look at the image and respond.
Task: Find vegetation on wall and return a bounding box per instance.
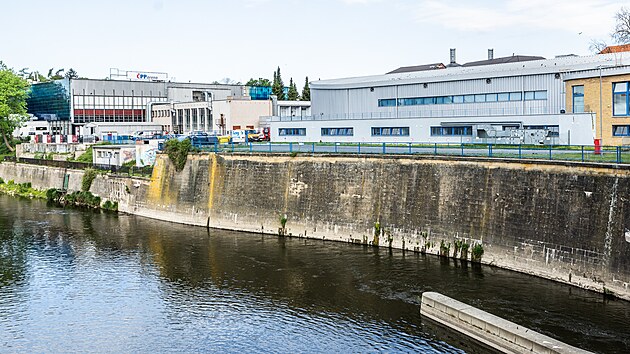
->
[82,168,98,192]
[0,180,46,199]
[471,243,484,262]
[0,62,29,152]
[164,138,192,171]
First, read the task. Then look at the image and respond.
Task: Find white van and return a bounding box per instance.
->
[229,130,246,144]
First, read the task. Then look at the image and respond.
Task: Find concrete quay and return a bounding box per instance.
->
[420,292,592,354]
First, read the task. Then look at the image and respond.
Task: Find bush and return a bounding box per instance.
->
[164,139,192,171]
[102,200,118,211]
[471,243,484,262]
[82,168,98,192]
[46,188,64,202]
[64,191,101,208]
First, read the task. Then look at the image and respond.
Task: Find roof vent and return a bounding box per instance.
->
[488,49,494,60]
[450,48,456,64]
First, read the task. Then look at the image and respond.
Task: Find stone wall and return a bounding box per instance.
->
[2,154,629,300]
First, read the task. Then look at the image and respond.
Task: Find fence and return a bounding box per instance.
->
[193,141,630,165]
[3,156,153,176]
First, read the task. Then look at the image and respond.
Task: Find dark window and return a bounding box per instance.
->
[278,128,306,136]
[371,127,409,136]
[613,125,630,136]
[430,126,472,136]
[572,85,584,113]
[321,127,353,136]
[378,99,397,107]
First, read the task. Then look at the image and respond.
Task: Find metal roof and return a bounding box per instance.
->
[311,52,630,90]
[386,63,446,74]
[462,55,545,67]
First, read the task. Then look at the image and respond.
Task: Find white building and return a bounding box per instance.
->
[270,51,630,145]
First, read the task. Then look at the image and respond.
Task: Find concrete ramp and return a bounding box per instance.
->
[420,292,591,354]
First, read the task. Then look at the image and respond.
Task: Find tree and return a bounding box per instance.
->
[301,77,310,101]
[245,78,272,87]
[287,78,299,100]
[612,7,630,44]
[0,66,29,151]
[272,66,285,100]
[65,68,79,79]
[589,39,608,54]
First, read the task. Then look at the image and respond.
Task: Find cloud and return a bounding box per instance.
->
[340,0,382,4]
[411,0,621,36]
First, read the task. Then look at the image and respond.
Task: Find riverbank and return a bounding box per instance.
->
[1,153,629,301]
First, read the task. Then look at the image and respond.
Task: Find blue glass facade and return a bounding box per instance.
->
[27,79,71,121]
[249,86,272,100]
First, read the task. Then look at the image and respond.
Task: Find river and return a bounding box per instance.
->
[0,195,628,353]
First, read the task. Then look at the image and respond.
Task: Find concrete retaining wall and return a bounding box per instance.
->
[420,292,591,353]
[2,153,630,300]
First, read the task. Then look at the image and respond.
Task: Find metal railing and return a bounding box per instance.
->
[193,142,630,165]
[3,156,153,176]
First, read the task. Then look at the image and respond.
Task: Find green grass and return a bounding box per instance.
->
[0,180,47,199]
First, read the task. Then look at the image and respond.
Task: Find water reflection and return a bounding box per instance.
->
[0,195,628,353]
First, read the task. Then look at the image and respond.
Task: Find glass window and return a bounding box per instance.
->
[534,91,547,100]
[474,94,486,102]
[463,95,474,103]
[613,93,628,116]
[371,127,409,136]
[378,99,396,107]
[496,93,509,101]
[509,92,522,101]
[572,85,584,113]
[613,82,630,116]
[614,82,628,93]
[453,95,464,103]
[443,96,453,104]
[524,91,535,100]
[322,128,353,136]
[485,94,498,102]
[613,125,630,136]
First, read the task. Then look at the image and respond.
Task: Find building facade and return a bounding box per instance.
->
[271,51,630,145]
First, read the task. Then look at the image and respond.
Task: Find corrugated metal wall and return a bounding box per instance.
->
[312,72,566,118]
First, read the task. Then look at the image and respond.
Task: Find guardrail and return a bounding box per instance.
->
[193,141,630,165]
[2,156,153,176]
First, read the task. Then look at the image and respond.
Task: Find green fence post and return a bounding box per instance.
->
[358,142,361,154]
[461,143,464,156]
[617,146,621,164]
[382,142,386,154]
[312,142,315,153]
[408,142,412,154]
[519,144,522,159]
[434,143,437,155]
[581,145,584,162]
[488,144,492,158]
[549,145,552,160]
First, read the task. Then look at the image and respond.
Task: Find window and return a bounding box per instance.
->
[485,93,498,102]
[371,127,409,136]
[613,125,630,136]
[278,128,306,136]
[509,92,522,101]
[524,90,547,100]
[378,99,396,107]
[321,127,353,136]
[474,94,486,103]
[613,82,629,116]
[572,85,584,113]
[430,126,473,136]
[497,93,510,101]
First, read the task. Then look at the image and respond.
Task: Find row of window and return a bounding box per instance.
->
[280,125,562,138]
[378,91,548,107]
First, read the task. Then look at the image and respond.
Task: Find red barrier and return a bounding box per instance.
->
[594,139,601,155]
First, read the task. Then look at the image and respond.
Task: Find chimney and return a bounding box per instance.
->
[488,49,494,60]
[450,48,456,65]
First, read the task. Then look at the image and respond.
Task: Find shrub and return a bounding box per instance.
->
[82,168,98,192]
[471,243,484,262]
[46,188,64,202]
[164,139,192,171]
[102,200,118,211]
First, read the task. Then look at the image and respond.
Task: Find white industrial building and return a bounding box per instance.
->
[269,50,630,145]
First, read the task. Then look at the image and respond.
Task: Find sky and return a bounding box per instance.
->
[0,0,626,85]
